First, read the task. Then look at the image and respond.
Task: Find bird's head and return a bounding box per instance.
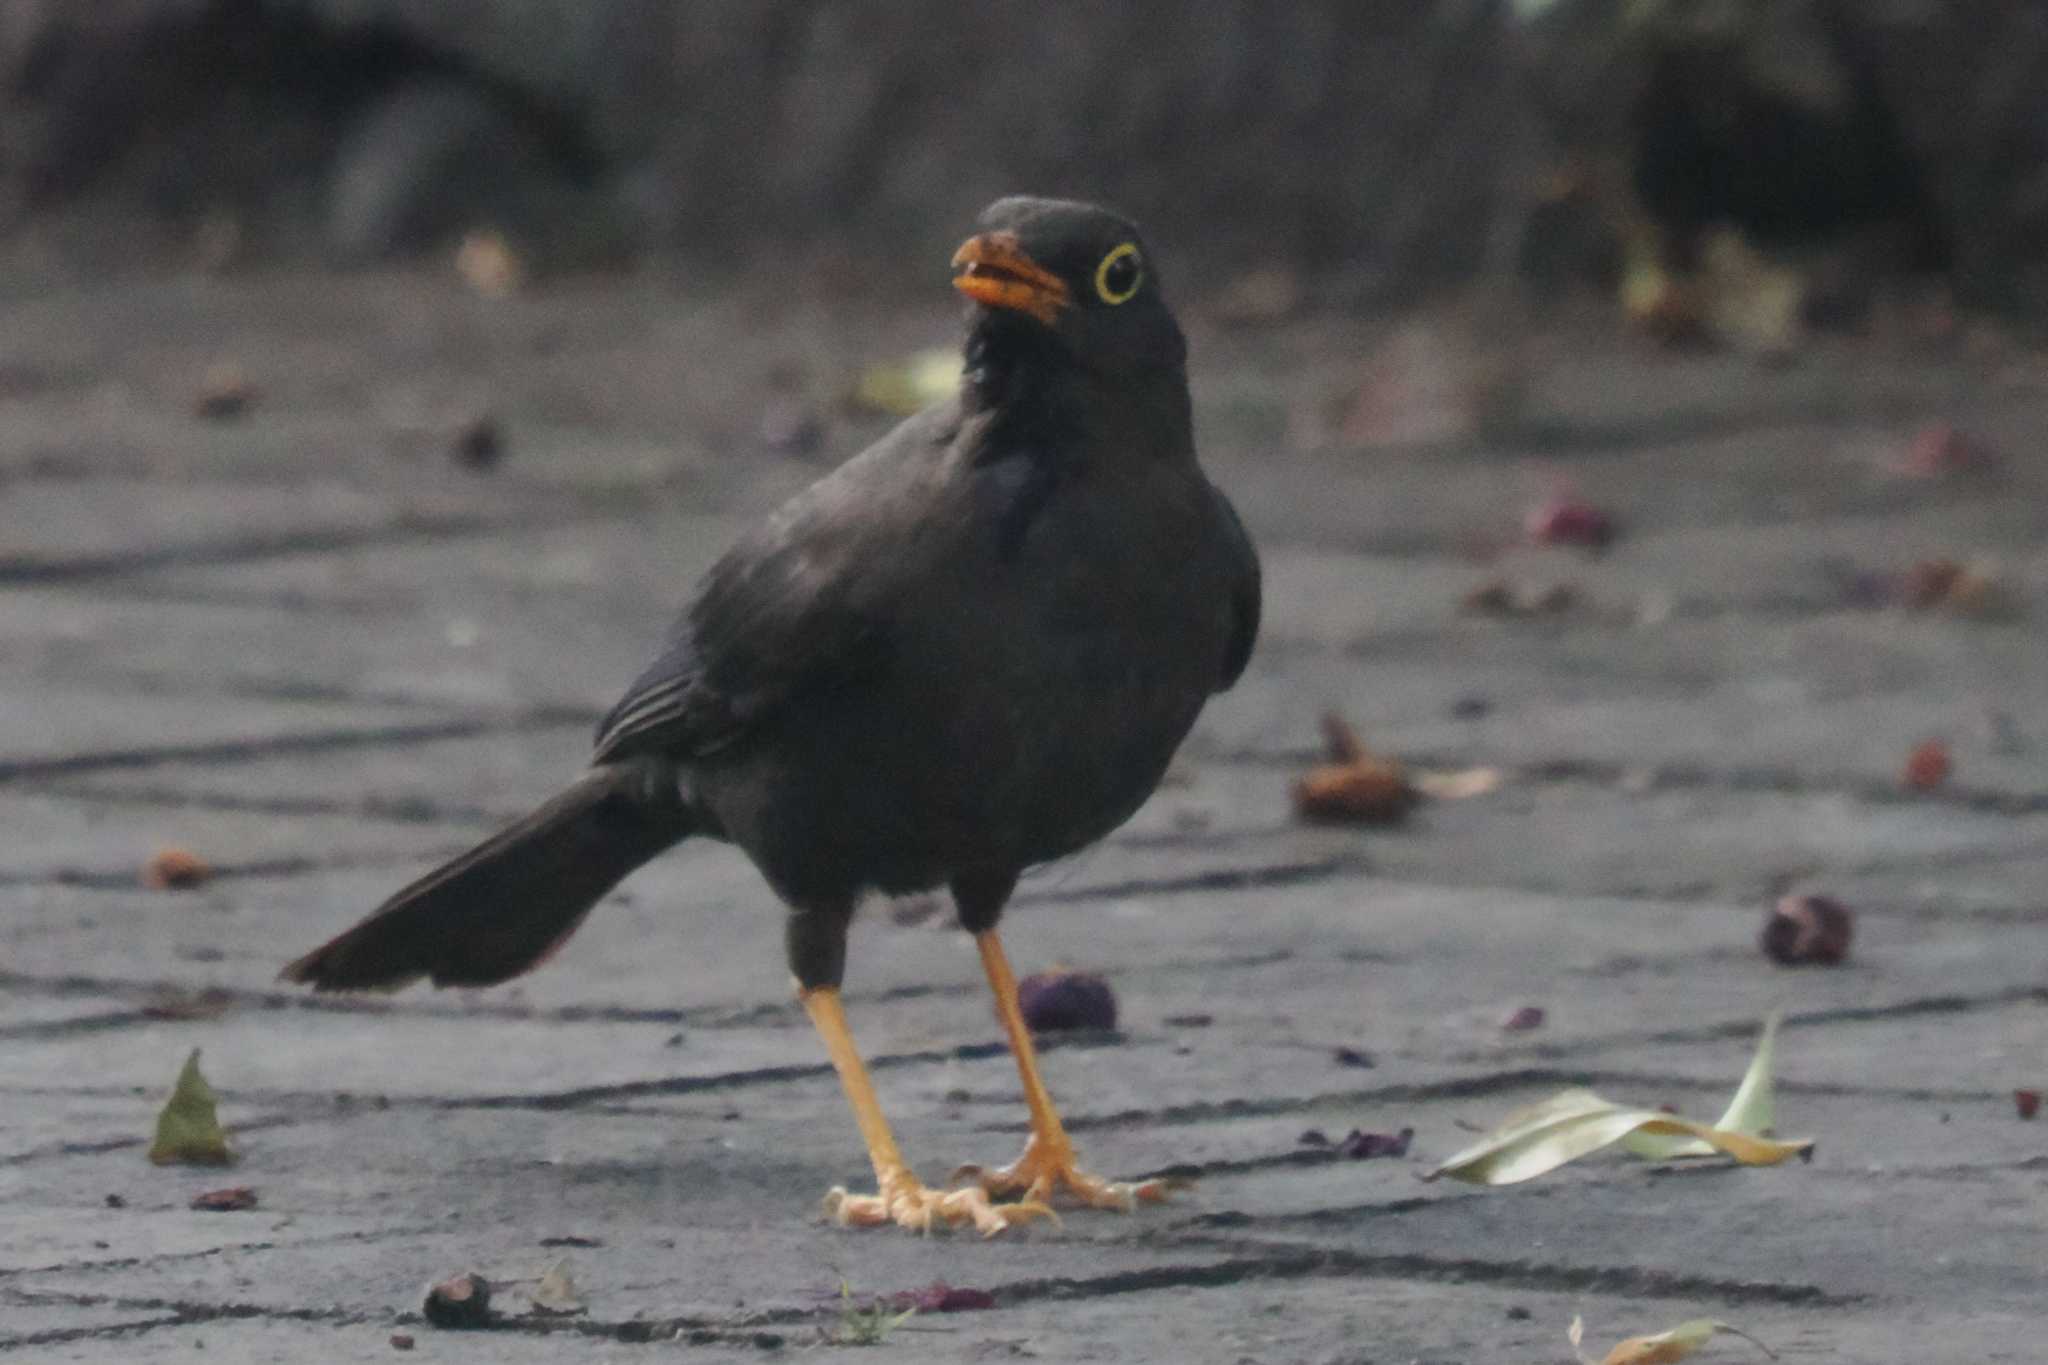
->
[952,197,1185,379]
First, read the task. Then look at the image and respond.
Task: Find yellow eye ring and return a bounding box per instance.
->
[1094,242,1144,304]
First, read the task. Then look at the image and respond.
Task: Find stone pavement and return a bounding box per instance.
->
[2,269,2046,1364]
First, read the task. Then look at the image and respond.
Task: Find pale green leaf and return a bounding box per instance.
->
[1586,1316,1777,1364]
[1623,1012,1780,1160]
[148,1048,233,1166]
[1425,1022,1812,1185]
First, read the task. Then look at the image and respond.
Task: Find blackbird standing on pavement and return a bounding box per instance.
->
[283,197,1262,1236]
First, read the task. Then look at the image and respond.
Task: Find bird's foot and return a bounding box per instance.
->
[952,1133,1170,1213]
[823,1169,1057,1237]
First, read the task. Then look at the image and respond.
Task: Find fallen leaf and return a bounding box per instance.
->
[189,1185,257,1212]
[455,229,524,296]
[1897,422,1992,478]
[1760,895,1854,966]
[1016,971,1117,1032]
[1427,1019,1812,1184]
[1571,1313,1777,1365]
[141,846,212,890]
[1624,1014,1780,1160]
[1902,739,1952,791]
[1298,1128,1330,1147]
[148,1050,233,1166]
[1499,1004,1545,1032]
[1414,767,1504,800]
[1292,713,1414,825]
[851,347,961,416]
[1332,1046,1375,1069]
[422,1272,494,1330]
[1896,557,2013,617]
[390,1333,416,1351]
[2016,1089,2040,1121]
[1337,1127,1412,1159]
[529,1258,585,1316]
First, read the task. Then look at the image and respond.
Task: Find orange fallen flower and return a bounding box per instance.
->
[142,846,212,891]
[1292,713,1414,825]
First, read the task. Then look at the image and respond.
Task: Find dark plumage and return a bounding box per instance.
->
[284,196,1260,1234]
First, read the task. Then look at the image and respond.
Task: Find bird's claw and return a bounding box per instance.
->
[951,1135,1171,1213]
[823,1176,1057,1237]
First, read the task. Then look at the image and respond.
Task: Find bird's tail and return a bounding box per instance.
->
[281,755,692,991]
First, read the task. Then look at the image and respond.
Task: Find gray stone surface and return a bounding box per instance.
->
[3,262,2047,1362]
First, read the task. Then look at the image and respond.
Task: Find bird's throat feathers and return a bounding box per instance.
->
[961,311,1190,462]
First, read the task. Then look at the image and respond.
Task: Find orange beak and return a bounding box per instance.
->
[951,232,1069,324]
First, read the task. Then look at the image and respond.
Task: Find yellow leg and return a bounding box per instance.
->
[952,932,1171,1212]
[801,986,1054,1236]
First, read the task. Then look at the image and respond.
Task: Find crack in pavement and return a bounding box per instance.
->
[0,714,580,785]
[0,512,508,586]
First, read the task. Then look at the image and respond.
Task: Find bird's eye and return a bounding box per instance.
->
[1093,243,1143,304]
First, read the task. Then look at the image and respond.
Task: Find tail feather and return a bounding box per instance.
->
[282,756,691,991]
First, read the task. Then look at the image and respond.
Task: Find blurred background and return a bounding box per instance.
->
[1,0,2040,316]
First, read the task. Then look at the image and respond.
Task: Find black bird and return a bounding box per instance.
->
[283,196,1262,1235]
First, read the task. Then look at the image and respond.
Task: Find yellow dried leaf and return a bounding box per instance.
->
[529,1258,585,1316]
[1573,1314,1777,1365]
[148,1049,233,1166]
[1624,1013,1779,1160]
[1426,1019,1811,1184]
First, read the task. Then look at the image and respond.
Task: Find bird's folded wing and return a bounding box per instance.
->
[1210,484,1261,691]
[591,444,928,765]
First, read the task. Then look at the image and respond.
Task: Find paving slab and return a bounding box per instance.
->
[3,268,2047,1363]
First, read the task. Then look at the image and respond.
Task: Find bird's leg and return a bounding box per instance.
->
[951,929,1170,1212]
[792,905,1025,1233]
[800,984,1053,1235]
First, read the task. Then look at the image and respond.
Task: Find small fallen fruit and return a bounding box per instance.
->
[390,1333,415,1351]
[2016,1089,2041,1120]
[422,1272,494,1330]
[189,1186,257,1212]
[449,415,503,471]
[1016,970,1117,1032]
[149,1050,233,1166]
[142,846,212,891]
[1499,1005,1545,1032]
[1901,739,1952,791]
[1760,894,1854,966]
[1292,713,1415,825]
[1524,495,1614,551]
[1337,1127,1412,1159]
